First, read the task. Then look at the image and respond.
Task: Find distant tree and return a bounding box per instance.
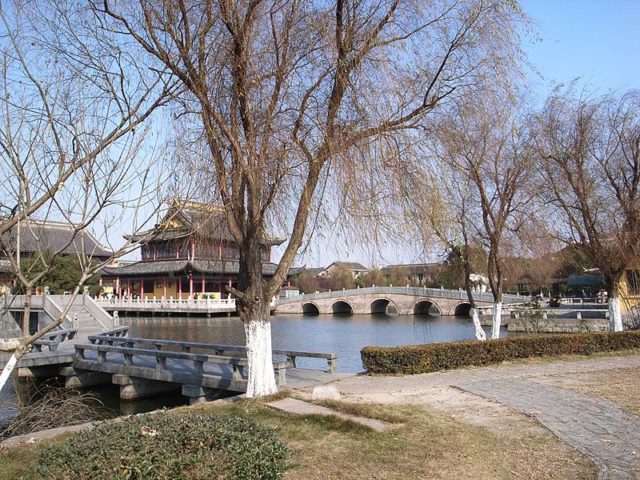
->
[434,96,535,338]
[533,89,640,331]
[326,266,355,291]
[17,254,101,296]
[293,273,321,294]
[360,269,384,288]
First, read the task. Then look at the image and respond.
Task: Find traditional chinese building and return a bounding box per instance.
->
[101,200,283,299]
[0,219,113,291]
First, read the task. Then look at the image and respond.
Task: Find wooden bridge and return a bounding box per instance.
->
[10,327,341,404]
[276,286,529,316]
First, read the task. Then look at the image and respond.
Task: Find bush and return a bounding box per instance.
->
[361,330,640,375]
[35,412,290,480]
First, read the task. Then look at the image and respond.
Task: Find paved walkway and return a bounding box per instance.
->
[330,355,640,480]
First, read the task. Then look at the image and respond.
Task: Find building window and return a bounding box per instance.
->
[627,270,640,295]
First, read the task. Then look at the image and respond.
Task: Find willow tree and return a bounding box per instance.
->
[99,0,525,396]
[430,96,534,338]
[533,90,640,331]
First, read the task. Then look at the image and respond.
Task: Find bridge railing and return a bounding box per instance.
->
[75,343,289,386]
[275,286,527,305]
[88,334,338,373]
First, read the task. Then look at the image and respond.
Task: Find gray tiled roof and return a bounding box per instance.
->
[328,261,368,271]
[103,259,278,277]
[126,200,285,246]
[1,220,113,258]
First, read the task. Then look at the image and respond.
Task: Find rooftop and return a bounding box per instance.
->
[0,219,113,259]
[126,199,285,246]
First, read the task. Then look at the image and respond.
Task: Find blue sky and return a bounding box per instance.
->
[521,0,639,96]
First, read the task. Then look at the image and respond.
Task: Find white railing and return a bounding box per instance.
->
[95,297,239,311]
[82,295,115,331]
[42,295,75,330]
[275,286,528,305]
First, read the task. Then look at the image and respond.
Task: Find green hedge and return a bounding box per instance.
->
[35,412,290,480]
[361,331,640,375]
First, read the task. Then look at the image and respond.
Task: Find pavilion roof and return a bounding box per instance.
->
[125,200,284,246]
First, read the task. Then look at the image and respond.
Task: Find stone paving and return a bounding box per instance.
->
[267,397,390,432]
[331,355,640,480]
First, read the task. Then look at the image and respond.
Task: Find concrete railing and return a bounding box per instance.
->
[83,295,115,331]
[276,286,528,305]
[96,297,237,311]
[94,297,277,312]
[89,334,338,374]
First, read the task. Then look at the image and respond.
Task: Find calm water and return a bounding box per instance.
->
[1,313,504,426]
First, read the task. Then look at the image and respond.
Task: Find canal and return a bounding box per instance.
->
[1,313,504,427]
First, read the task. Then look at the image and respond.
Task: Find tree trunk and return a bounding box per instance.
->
[243,303,277,398]
[491,302,503,339]
[470,307,486,341]
[607,274,624,332]
[22,285,33,336]
[0,343,28,392]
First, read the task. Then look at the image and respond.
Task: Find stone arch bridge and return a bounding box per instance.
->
[276,286,527,316]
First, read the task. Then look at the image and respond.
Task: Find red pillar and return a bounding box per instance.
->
[115,277,120,298]
[127,279,131,298]
[178,276,182,298]
[163,278,167,299]
[189,274,194,299]
[140,278,144,298]
[201,276,205,294]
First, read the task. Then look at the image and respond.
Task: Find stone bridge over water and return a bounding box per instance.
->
[276,286,528,316]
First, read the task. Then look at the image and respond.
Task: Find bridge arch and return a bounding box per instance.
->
[370,298,399,316]
[453,302,472,317]
[413,299,441,317]
[331,300,354,315]
[302,302,320,315]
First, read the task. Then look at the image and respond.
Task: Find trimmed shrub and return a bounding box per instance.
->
[35,412,290,480]
[361,330,640,375]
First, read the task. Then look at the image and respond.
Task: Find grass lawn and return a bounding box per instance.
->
[0,395,597,479]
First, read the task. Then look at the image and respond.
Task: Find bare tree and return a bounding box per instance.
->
[428,96,534,338]
[403,158,488,339]
[98,0,525,396]
[533,89,640,331]
[0,1,176,391]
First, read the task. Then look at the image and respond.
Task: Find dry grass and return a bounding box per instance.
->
[0,397,598,480]
[542,367,640,417]
[193,399,597,480]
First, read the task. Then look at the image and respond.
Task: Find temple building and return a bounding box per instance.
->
[0,219,113,291]
[101,200,283,299]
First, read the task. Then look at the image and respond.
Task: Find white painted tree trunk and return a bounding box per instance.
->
[491,302,503,339]
[609,297,623,332]
[471,308,486,341]
[244,319,277,398]
[0,352,18,393]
